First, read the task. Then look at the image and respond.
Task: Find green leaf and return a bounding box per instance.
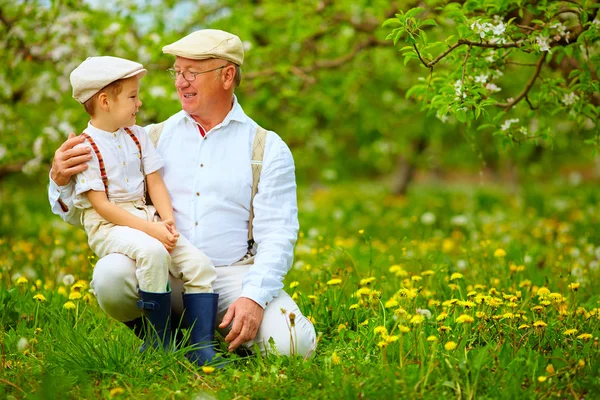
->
[405,7,425,19]
[382,18,401,28]
[421,19,438,27]
[456,109,467,122]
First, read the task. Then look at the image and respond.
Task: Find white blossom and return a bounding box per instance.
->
[17,338,29,352]
[485,83,501,93]
[59,121,75,135]
[501,118,519,131]
[22,156,42,175]
[243,41,253,51]
[457,259,467,270]
[562,92,578,106]
[519,126,529,136]
[475,74,488,84]
[149,86,167,98]
[104,22,121,36]
[451,215,469,226]
[420,212,436,225]
[535,35,552,53]
[33,137,44,157]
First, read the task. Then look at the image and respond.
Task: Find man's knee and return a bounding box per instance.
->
[91,253,140,322]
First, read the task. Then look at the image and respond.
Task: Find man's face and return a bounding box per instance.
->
[173,57,226,117]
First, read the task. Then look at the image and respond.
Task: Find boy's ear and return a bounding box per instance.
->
[97,92,110,111]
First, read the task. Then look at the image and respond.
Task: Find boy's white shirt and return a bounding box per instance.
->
[72,122,163,209]
[48,96,299,308]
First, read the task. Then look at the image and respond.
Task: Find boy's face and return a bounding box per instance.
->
[110,76,142,128]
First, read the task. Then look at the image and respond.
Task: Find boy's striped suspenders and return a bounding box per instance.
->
[80,127,143,197]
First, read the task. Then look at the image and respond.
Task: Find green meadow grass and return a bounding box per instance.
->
[1,174,599,399]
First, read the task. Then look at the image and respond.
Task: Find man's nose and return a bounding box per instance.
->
[175,75,190,88]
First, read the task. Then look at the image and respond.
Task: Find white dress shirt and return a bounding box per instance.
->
[73,123,163,209]
[48,97,299,308]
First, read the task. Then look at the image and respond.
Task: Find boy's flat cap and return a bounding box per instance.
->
[70,56,147,103]
[162,29,244,66]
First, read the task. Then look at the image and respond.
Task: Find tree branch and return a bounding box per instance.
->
[497,54,545,111]
[421,39,524,69]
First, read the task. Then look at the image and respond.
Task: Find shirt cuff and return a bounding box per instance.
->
[49,173,74,212]
[240,285,274,309]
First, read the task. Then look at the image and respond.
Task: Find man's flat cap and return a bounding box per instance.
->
[162,29,244,66]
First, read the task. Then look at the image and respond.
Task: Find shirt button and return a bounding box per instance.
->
[200,163,204,167]
[195,221,198,226]
[118,145,121,149]
[123,162,126,166]
[203,136,207,140]
[196,192,200,196]
[126,178,129,182]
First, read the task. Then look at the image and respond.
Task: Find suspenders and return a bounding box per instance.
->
[81,127,142,197]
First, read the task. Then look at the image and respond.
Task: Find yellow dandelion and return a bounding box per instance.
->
[385,335,399,343]
[537,287,550,296]
[537,376,547,383]
[438,325,452,332]
[436,312,448,321]
[33,293,47,302]
[546,364,555,374]
[502,313,515,319]
[358,229,364,234]
[63,301,76,310]
[71,282,85,291]
[374,326,388,335]
[578,359,585,367]
[448,283,460,291]
[533,320,547,328]
[410,315,425,325]
[394,307,407,316]
[377,341,388,348]
[476,311,487,319]
[399,325,410,333]
[332,352,340,365]
[444,341,457,351]
[460,301,476,309]
[518,324,529,330]
[389,264,403,273]
[568,282,580,291]
[359,277,376,286]
[307,315,316,324]
[456,314,474,324]
[577,333,592,341]
[337,324,347,333]
[421,270,435,276]
[289,281,300,289]
[349,303,359,310]
[450,273,463,281]
[327,278,342,286]
[519,280,532,288]
[307,295,318,301]
[69,292,82,300]
[385,298,399,308]
[411,275,423,282]
[201,366,215,374]
[494,248,507,257]
[16,276,28,285]
[426,335,438,342]
[563,329,578,336]
[109,388,125,397]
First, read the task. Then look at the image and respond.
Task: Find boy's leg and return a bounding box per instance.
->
[168,234,216,294]
[90,225,170,293]
[213,265,317,358]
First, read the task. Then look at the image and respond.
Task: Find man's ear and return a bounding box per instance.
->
[97,92,110,111]
[221,65,236,90]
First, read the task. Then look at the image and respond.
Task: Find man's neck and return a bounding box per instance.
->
[189,95,234,132]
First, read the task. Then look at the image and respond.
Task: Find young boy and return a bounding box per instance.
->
[69,56,220,365]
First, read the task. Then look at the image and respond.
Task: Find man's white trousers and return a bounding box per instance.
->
[90,254,317,357]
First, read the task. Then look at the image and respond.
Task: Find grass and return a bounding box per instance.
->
[1,173,599,399]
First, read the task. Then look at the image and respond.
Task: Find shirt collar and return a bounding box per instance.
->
[179,94,247,128]
[86,121,123,136]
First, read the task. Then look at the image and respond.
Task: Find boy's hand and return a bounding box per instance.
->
[163,219,180,238]
[146,220,178,251]
[51,132,93,186]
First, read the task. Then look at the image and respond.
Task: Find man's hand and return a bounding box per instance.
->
[51,132,92,186]
[219,297,265,352]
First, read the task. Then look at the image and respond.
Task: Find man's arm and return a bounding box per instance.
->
[87,190,178,251]
[219,134,299,351]
[48,133,92,226]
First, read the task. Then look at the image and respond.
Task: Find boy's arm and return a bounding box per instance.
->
[87,190,152,233]
[146,171,174,223]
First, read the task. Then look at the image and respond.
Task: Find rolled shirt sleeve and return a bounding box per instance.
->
[48,172,83,227]
[73,143,105,196]
[136,126,163,175]
[240,133,299,308]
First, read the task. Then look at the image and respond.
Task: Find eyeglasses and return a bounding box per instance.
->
[167,65,228,82]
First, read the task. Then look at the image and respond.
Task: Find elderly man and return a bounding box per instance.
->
[48,29,316,360]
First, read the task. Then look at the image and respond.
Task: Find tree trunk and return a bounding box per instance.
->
[392,137,428,195]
